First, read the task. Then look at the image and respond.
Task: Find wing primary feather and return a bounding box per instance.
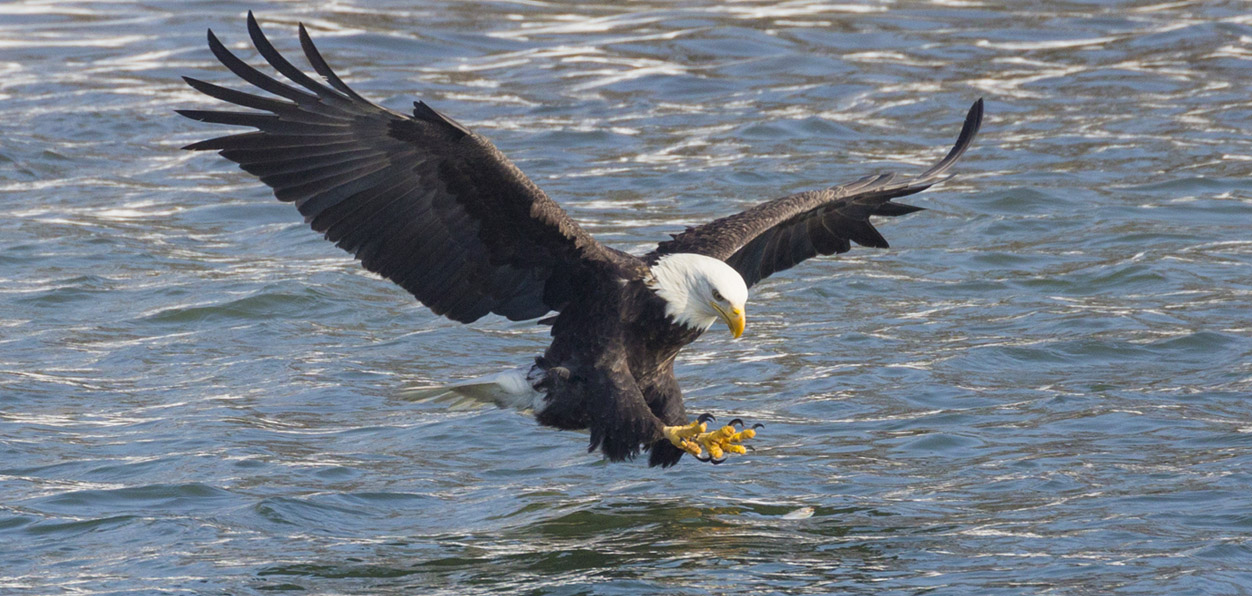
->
[844,220,889,249]
[297,23,372,104]
[205,29,318,104]
[181,76,294,113]
[183,131,342,151]
[222,140,377,165]
[241,149,384,179]
[917,98,983,180]
[174,109,344,130]
[245,12,359,109]
[873,202,925,217]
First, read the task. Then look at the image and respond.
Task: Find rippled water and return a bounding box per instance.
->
[3,0,1251,593]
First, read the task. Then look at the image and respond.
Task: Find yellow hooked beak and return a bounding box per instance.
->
[711,302,746,339]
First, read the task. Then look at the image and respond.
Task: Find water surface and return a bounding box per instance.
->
[2,1,1251,594]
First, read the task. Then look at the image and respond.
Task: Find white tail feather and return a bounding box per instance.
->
[399,367,547,413]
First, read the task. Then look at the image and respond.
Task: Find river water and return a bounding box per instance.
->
[2,1,1251,594]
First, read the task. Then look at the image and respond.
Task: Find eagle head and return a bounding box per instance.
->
[648,253,748,338]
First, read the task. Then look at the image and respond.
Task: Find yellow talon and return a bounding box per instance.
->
[733,428,756,442]
[662,420,708,456]
[662,417,762,463]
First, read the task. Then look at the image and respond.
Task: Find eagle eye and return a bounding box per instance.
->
[712,289,724,301]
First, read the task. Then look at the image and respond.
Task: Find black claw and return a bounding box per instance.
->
[709,457,726,465]
[693,452,712,462]
[696,413,716,425]
[728,418,744,428]
[752,423,765,430]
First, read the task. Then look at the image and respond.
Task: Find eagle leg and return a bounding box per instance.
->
[661,414,761,463]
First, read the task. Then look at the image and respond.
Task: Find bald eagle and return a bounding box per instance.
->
[179,14,982,467]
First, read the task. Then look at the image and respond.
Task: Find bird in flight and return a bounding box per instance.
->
[180,13,982,467]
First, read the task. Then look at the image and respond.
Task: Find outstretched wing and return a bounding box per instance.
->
[179,13,620,323]
[650,99,983,287]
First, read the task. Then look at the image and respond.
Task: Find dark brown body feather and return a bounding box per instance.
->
[180,14,981,467]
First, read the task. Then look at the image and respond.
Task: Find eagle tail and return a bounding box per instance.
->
[398,367,546,412]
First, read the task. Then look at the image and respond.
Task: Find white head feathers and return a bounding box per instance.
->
[648,253,749,333]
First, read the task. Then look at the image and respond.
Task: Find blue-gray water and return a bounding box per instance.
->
[2,1,1251,594]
